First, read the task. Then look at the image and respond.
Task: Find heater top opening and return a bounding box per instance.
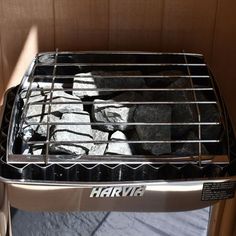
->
[7,51,228,166]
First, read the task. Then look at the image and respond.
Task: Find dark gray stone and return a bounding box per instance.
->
[134,105,171,156]
[146,70,185,88]
[169,78,197,138]
[169,78,195,119]
[49,112,93,156]
[145,77,203,142]
[89,129,109,155]
[92,92,140,131]
[73,71,144,98]
[105,131,132,155]
[197,92,221,140]
[173,130,208,156]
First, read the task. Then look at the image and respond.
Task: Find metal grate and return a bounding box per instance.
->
[7,52,227,165]
[1,84,235,182]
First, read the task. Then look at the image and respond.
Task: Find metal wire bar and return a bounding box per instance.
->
[8,154,229,165]
[36,62,207,67]
[39,51,203,56]
[24,121,221,126]
[183,53,202,166]
[28,101,217,105]
[26,139,220,145]
[45,50,58,164]
[40,51,203,56]
[32,74,210,78]
[28,88,214,92]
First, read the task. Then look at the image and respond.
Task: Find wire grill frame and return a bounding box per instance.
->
[7,51,227,165]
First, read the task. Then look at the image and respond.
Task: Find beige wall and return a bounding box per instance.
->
[0,0,235,127]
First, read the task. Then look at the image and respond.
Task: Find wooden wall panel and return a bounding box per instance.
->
[0,2,4,106]
[55,0,109,51]
[162,0,218,62]
[0,40,3,106]
[109,0,164,51]
[209,2,236,234]
[1,0,54,90]
[211,0,236,128]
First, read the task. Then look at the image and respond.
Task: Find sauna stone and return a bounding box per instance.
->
[173,130,208,156]
[73,71,145,98]
[146,70,185,88]
[134,104,171,156]
[23,91,83,139]
[49,112,93,156]
[92,92,140,131]
[89,129,109,155]
[105,131,132,155]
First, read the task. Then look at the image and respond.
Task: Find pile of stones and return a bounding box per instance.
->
[20,70,219,157]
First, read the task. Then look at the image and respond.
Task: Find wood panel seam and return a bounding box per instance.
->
[0,0,5,91]
[107,0,110,50]
[160,0,165,52]
[210,0,220,65]
[52,0,56,51]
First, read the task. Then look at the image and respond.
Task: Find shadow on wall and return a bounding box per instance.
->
[5,26,39,91]
[0,25,39,108]
[0,26,39,112]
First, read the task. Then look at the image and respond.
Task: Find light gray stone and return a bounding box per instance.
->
[49,96,83,114]
[49,112,93,156]
[134,105,171,156]
[22,147,30,155]
[105,131,132,155]
[89,129,109,155]
[92,92,140,131]
[22,143,44,155]
[23,91,83,139]
[22,90,82,106]
[22,117,58,141]
[73,72,100,97]
[73,71,144,98]
[20,90,49,103]
[32,147,44,155]
[36,81,65,90]
[38,53,55,64]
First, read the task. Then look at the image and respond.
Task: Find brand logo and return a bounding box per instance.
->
[89,186,146,198]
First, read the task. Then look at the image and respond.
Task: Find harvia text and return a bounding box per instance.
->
[90,186,146,198]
